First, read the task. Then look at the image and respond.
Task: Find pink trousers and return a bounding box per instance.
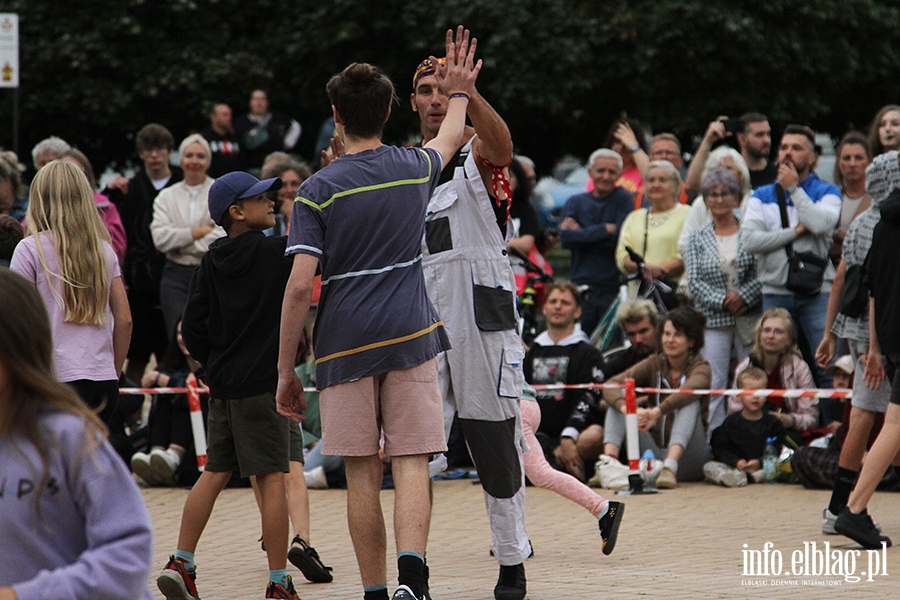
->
[521,399,608,517]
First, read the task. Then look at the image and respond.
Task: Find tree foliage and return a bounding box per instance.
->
[2,0,900,175]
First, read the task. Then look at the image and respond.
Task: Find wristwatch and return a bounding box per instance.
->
[787,184,798,194]
[629,143,641,153]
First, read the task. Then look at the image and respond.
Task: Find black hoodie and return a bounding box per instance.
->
[182,231,293,399]
[867,188,900,356]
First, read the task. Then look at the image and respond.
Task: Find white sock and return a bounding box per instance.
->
[664,458,679,473]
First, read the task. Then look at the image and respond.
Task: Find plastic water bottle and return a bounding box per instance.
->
[763,437,778,482]
[641,449,655,477]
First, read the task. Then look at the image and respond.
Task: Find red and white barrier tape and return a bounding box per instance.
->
[530,383,852,399]
[117,386,318,394]
[118,382,851,398]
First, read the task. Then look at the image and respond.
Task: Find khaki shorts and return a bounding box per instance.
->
[320,358,448,457]
[205,392,290,478]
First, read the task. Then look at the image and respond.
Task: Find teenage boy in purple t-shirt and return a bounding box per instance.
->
[276,27,479,600]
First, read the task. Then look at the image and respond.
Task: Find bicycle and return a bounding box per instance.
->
[587,245,670,353]
[509,246,554,347]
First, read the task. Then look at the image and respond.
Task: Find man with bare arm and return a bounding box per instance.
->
[412,40,530,600]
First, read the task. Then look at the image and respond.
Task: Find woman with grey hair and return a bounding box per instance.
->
[684,167,762,434]
[615,160,691,308]
[678,146,752,257]
[150,134,224,337]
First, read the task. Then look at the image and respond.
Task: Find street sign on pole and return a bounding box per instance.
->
[0,13,19,88]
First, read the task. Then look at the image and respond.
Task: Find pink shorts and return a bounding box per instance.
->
[320,357,448,457]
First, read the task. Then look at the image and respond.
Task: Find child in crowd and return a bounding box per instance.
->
[10,161,134,463]
[703,367,786,487]
[157,172,317,600]
[0,269,153,599]
[823,355,853,433]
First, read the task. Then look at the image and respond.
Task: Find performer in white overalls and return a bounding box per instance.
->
[412,56,531,600]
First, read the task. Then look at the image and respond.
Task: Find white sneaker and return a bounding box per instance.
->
[589,455,631,490]
[131,451,155,485]
[703,461,748,488]
[822,508,838,534]
[150,448,180,486]
[304,465,329,489]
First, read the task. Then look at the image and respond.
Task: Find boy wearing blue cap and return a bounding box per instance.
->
[157,171,306,600]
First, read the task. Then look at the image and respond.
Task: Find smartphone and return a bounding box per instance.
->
[723,118,744,134]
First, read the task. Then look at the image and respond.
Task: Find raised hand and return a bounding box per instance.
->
[434,25,482,97]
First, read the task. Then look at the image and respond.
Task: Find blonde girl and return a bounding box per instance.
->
[10,160,132,456]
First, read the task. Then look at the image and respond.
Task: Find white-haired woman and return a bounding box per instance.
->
[685,168,762,434]
[678,145,753,257]
[150,134,224,337]
[615,160,691,308]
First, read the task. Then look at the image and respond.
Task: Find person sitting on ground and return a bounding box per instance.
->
[601,306,713,488]
[524,281,608,480]
[131,319,208,487]
[519,385,624,555]
[602,299,661,378]
[730,307,817,446]
[703,367,785,487]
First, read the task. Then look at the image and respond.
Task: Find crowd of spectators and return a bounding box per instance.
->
[3,96,900,571]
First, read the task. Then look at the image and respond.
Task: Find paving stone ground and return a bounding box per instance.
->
[143,476,900,599]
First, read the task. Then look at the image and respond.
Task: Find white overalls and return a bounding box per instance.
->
[422,137,530,566]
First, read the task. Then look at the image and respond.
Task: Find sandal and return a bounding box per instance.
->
[288,536,334,583]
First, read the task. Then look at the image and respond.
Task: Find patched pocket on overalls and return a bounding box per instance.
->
[497,345,526,398]
[473,285,516,331]
[425,217,453,254]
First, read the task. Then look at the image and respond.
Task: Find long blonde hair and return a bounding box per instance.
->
[26,161,111,324]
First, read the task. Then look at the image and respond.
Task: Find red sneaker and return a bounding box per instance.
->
[157,555,200,600]
[265,575,302,599]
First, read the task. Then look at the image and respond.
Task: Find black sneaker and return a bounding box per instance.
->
[422,563,431,600]
[494,563,526,600]
[599,501,624,555]
[288,536,334,583]
[392,585,421,600]
[835,507,893,550]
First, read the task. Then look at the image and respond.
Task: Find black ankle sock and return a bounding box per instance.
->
[397,554,424,598]
[829,467,859,515]
[363,588,389,600]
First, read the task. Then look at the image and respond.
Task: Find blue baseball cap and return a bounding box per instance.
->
[208,171,283,225]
